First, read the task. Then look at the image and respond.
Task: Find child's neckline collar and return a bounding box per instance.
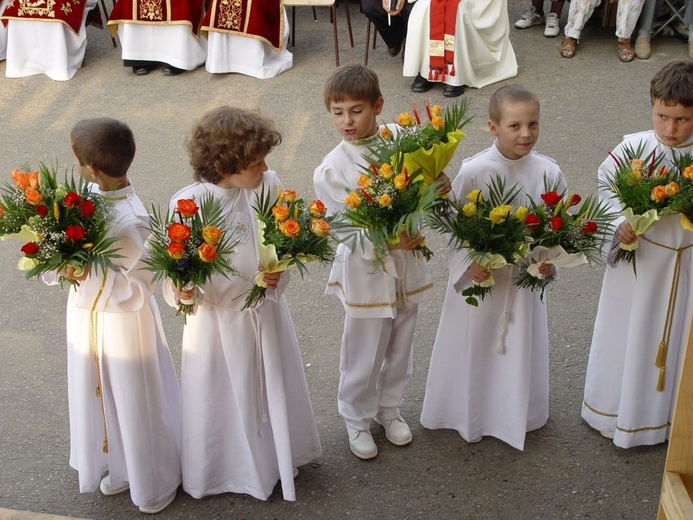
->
[345,131,380,147]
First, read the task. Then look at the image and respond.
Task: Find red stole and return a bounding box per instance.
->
[201,0,282,51]
[107,0,205,36]
[428,0,460,81]
[1,0,88,35]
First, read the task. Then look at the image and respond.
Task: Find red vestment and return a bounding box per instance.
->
[107,0,204,36]
[201,0,283,51]
[428,0,460,81]
[1,0,88,35]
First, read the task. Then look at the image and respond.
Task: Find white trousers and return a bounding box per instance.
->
[564,0,646,39]
[338,305,418,430]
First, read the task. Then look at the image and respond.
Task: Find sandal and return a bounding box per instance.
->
[560,37,577,58]
[617,39,634,62]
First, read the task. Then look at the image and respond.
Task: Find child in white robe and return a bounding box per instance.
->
[58,118,182,514]
[168,106,321,501]
[582,60,693,448]
[313,64,451,460]
[420,85,566,451]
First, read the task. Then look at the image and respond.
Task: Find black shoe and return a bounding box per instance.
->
[411,74,434,93]
[387,42,402,57]
[132,66,152,75]
[162,65,185,76]
[442,84,466,97]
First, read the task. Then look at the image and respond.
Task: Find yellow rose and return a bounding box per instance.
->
[430,104,442,117]
[379,163,394,180]
[311,218,330,237]
[344,191,362,208]
[201,225,222,245]
[358,174,372,189]
[630,159,645,171]
[626,170,642,186]
[489,205,512,225]
[651,185,667,202]
[380,127,393,140]
[309,199,326,217]
[279,219,301,238]
[466,189,482,203]
[272,205,290,221]
[665,181,680,197]
[397,112,414,127]
[681,214,693,232]
[683,165,693,180]
[462,202,476,217]
[281,190,297,204]
[431,116,444,132]
[393,173,408,190]
[514,206,528,221]
[379,194,392,207]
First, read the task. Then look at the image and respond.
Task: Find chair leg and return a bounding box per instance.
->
[312,7,317,21]
[364,19,371,65]
[99,0,117,47]
[343,0,354,47]
[291,6,296,47]
[331,4,340,67]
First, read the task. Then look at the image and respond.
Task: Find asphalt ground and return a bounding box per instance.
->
[0,3,690,518]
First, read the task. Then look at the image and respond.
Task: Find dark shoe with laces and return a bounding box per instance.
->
[442,84,466,97]
[411,74,434,93]
[387,42,402,57]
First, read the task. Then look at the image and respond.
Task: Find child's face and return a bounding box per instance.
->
[652,99,693,147]
[328,97,383,142]
[488,101,540,160]
[219,156,268,189]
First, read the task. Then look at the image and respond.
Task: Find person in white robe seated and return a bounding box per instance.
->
[402,0,517,97]
[200,0,292,79]
[0,0,97,80]
[107,0,207,75]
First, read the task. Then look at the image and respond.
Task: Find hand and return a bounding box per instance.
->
[537,262,554,277]
[388,231,424,251]
[381,0,404,14]
[435,172,452,197]
[58,265,89,282]
[467,261,491,283]
[173,284,196,301]
[615,221,637,245]
[261,270,281,289]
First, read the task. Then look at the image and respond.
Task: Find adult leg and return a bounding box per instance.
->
[635,0,660,58]
[561,0,599,57]
[361,0,412,52]
[616,0,646,61]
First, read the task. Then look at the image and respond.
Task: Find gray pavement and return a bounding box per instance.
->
[0,3,689,518]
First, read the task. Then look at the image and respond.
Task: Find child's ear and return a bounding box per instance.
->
[487,119,498,137]
[90,166,103,180]
[374,97,384,116]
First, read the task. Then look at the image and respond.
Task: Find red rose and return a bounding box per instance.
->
[65,224,86,241]
[569,194,582,206]
[64,192,82,208]
[35,204,49,217]
[550,216,563,232]
[525,213,542,229]
[582,221,598,234]
[79,200,96,217]
[541,191,562,207]
[176,199,199,218]
[21,242,39,255]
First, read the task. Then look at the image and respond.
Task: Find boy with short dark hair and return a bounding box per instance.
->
[61,117,182,514]
[420,85,566,451]
[313,64,448,460]
[582,60,693,448]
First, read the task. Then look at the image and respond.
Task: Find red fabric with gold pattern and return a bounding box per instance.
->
[107,0,204,36]
[428,0,460,82]
[201,0,282,51]
[1,0,88,35]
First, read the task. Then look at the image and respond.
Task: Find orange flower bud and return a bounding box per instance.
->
[380,127,393,140]
[308,199,326,217]
[166,242,185,259]
[198,243,218,262]
[282,190,297,204]
[357,174,372,189]
[683,165,693,180]
[176,199,199,218]
[272,205,290,221]
[651,185,667,202]
[431,116,444,131]
[279,219,301,238]
[24,187,43,206]
[11,169,39,189]
[311,218,330,237]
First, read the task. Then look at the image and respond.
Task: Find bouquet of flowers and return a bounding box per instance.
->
[378,100,472,195]
[241,186,335,310]
[514,180,616,298]
[0,164,121,286]
[668,153,693,231]
[142,195,238,321]
[333,148,442,266]
[428,176,530,306]
[601,143,681,268]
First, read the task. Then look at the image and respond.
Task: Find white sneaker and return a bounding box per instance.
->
[139,490,177,514]
[544,13,560,37]
[99,476,130,496]
[374,414,412,446]
[515,7,544,29]
[346,425,378,459]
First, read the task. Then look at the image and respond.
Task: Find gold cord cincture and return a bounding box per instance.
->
[90,273,109,453]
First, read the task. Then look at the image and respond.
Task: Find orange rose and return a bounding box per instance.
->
[665,181,680,197]
[394,173,408,190]
[378,194,392,207]
[198,242,218,262]
[279,219,301,238]
[11,169,39,189]
[431,116,444,131]
[397,112,414,127]
[167,222,191,242]
[380,127,393,140]
[311,218,330,237]
[24,187,43,205]
[281,190,298,204]
[176,199,199,218]
[344,191,361,208]
[379,163,394,180]
[272,205,290,221]
[651,185,667,202]
[630,159,645,171]
[683,165,693,180]
[357,174,372,189]
[166,242,185,259]
[309,199,326,217]
[201,225,222,244]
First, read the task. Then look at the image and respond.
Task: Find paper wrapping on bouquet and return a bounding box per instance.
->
[402,130,465,186]
[253,220,319,288]
[1,225,40,271]
[107,0,205,36]
[467,239,530,288]
[1,0,89,34]
[201,0,283,50]
[619,207,660,251]
[525,245,588,279]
